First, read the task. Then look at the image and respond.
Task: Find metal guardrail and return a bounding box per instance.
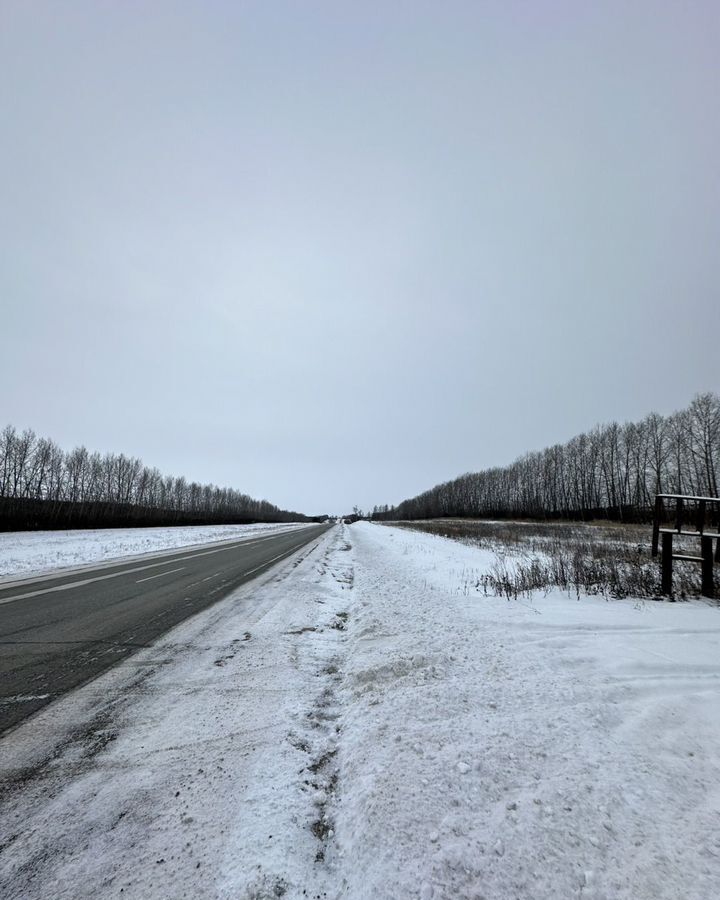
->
[651,494,719,598]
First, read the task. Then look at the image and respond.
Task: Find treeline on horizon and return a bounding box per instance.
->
[0,426,311,531]
[371,393,720,523]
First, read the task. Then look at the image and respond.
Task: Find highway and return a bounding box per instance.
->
[0,523,331,734]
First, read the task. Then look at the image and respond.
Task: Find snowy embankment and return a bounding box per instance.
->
[1,523,719,899]
[0,521,312,580]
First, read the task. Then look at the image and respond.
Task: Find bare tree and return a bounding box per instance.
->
[373,393,720,523]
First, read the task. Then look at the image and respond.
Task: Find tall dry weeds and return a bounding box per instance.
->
[390,519,710,601]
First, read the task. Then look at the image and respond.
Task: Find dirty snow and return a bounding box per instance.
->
[1,522,719,899]
[0,522,312,580]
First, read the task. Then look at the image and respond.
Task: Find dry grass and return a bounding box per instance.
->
[389,519,712,601]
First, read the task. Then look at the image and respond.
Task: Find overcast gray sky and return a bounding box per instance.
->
[1,1,718,515]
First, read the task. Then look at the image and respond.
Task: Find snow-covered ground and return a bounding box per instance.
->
[0,522,312,580]
[1,522,719,899]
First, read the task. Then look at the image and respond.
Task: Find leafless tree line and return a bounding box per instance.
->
[372,393,720,523]
[0,426,309,530]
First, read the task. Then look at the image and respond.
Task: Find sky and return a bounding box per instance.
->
[1,1,718,515]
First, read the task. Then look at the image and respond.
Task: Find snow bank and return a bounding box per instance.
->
[1,522,719,900]
[336,524,720,899]
[0,521,311,579]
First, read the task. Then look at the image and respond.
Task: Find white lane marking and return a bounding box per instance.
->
[136,567,186,584]
[0,532,322,606]
[0,693,51,704]
[241,544,305,577]
[201,573,222,582]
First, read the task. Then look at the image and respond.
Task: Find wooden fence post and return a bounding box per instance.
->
[652,495,661,557]
[661,532,673,596]
[701,536,714,599]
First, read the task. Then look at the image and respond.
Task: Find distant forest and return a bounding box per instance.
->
[372,393,720,523]
[0,426,310,531]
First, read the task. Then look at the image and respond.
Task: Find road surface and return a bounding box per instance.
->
[0,523,331,734]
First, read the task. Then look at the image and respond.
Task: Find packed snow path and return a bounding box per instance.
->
[1,523,719,899]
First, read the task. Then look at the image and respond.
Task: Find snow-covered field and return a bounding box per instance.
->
[1,522,719,899]
[0,522,312,580]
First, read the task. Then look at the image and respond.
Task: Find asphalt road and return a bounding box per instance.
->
[0,523,331,734]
